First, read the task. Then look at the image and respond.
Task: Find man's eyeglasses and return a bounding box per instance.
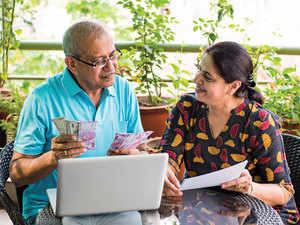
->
[71,48,122,69]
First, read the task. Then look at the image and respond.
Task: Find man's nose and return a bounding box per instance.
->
[103,59,115,71]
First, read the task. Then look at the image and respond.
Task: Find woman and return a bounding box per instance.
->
[161,41,299,224]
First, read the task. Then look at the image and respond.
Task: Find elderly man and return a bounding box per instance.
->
[9,20,143,225]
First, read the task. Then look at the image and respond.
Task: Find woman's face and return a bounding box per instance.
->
[194,53,232,106]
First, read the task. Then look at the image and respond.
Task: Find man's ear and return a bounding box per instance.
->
[65,56,76,72]
[229,80,242,95]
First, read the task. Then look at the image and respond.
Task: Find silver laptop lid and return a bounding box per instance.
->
[56,153,168,217]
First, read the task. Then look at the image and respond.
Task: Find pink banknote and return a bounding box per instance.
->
[78,121,97,150]
[109,131,153,151]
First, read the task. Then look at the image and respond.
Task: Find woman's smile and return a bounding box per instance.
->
[195,85,206,94]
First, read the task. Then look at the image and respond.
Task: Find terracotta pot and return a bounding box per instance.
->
[282,118,300,137]
[138,96,172,138]
[144,137,186,182]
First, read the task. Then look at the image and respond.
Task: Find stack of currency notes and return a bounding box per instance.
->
[109,131,153,152]
[52,117,97,150]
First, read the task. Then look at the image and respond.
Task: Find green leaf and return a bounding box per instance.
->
[170,63,180,74]
[15,29,22,35]
[209,33,217,43]
[282,67,296,74]
[272,57,281,66]
[217,9,224,22]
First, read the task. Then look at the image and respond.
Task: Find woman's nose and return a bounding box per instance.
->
[194,72,202,83]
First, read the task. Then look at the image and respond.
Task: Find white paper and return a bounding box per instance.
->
[180,160,248,191]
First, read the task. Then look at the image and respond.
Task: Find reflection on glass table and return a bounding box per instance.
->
[147,187,284,225]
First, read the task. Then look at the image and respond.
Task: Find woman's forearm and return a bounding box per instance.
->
[251,182,291,207]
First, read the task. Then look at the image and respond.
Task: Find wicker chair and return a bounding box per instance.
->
[0,141,27,225]
[282,133,300,209]
[0,141,61,225]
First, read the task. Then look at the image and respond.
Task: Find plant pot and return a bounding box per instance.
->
[144,137,186,181]
[138,96,172,138]
[282,118,300,137]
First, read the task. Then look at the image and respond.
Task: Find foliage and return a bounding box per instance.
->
[12,51,65,75]
[192,0,300,135]
[263,61,300,134]
[66,0,132,41]
[0,0,40,87]
[1,0,18,87]
[166,60,193,106]
[193,0,234,45]
[117,0,177,105]
[0,82,30,138]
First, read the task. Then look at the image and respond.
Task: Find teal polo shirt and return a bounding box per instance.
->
[14,67,143,219]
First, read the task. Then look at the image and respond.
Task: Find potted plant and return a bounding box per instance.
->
[1,0,17,147]
[1,0,39,148]
[263,65,300,136]
[117,0,177,137]
[0,86,27,144]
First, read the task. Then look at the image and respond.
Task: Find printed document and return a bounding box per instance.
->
[180,160,248,191]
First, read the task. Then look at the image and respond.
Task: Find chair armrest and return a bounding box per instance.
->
[0,188,28,225]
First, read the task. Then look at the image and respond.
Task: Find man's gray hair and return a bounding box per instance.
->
[63,19,113,57]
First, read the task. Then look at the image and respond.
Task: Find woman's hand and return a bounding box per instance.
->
[221,169,253,195]
[163,164,183,196]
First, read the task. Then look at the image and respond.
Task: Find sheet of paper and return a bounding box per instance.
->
[180,160,248,191]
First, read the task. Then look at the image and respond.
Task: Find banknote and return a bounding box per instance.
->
[78,121,97,150]
[109,131,153,152]
[52,117,97,150]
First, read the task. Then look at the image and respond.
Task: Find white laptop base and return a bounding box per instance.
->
[47,153,168,217]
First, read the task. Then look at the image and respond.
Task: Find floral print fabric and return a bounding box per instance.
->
[160,93,299,224]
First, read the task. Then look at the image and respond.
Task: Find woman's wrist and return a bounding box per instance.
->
[248,182,254,196]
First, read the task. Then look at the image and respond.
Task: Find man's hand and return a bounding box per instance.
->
[221,169,252,194]
[51,134,86,163]
[163,164,183,196]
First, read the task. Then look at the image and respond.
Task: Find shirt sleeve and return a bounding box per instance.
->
[248,109,292,185]
[160,98,187,172]
[14,91,48,155]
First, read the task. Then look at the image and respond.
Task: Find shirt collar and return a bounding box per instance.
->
[105,85,116,97]
[62,67,83,96]
[62,67,116,97]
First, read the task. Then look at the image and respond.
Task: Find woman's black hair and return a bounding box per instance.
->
[205,41,264,104]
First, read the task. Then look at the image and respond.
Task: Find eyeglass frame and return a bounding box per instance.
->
[70,48,122,69]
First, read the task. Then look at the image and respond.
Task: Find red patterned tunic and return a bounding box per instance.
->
[161,93,299,224]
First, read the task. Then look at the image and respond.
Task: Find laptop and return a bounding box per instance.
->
[46,153,168,217]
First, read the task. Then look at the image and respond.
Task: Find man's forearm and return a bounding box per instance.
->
[10,151,57,186]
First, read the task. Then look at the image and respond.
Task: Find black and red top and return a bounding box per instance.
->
[160,93,299,224]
